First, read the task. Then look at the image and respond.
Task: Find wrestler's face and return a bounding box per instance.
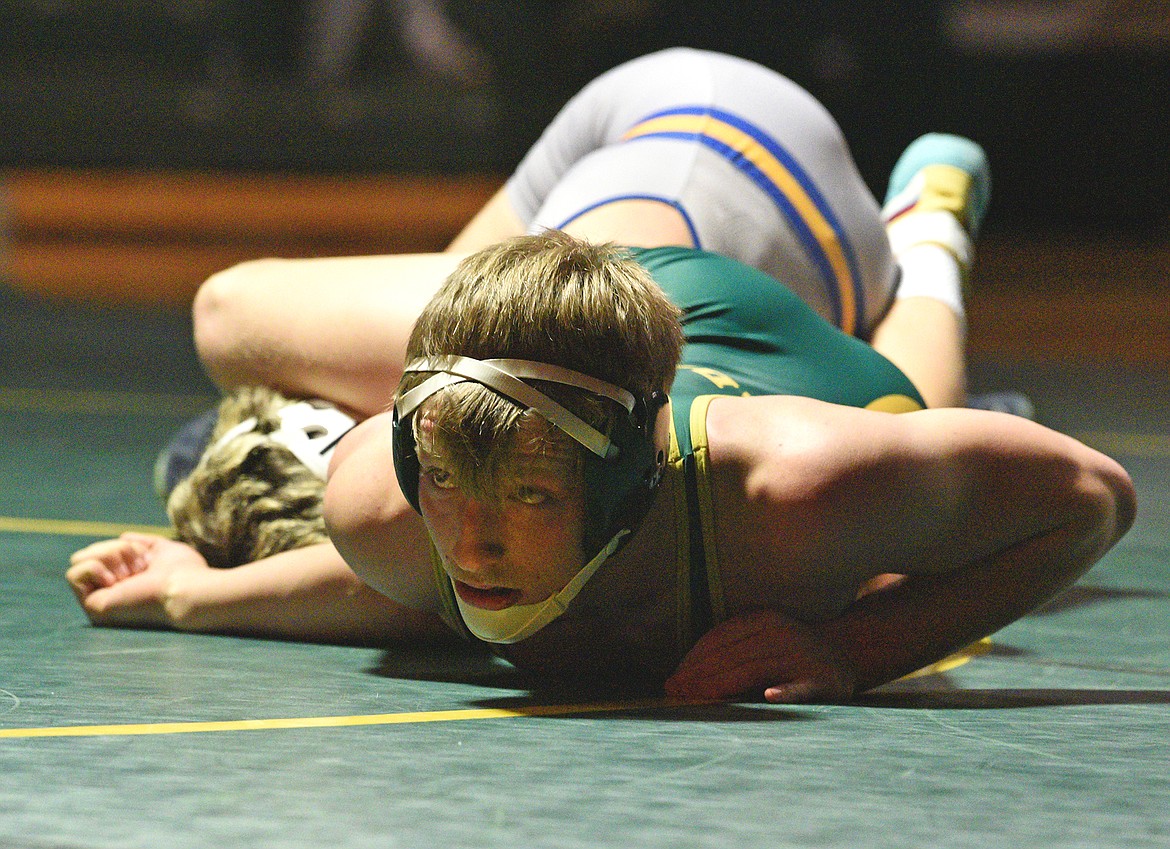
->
[416,422,587,611]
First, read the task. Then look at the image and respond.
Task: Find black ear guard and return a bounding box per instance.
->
[392,356,668,558]
[577,389,667,557]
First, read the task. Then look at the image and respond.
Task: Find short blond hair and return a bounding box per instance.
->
[166,387,328,568]
[405,231,682,397]
[400,232,683,494]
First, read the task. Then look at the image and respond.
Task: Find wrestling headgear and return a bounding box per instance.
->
[392,355,669,643]
[212,400,356,480]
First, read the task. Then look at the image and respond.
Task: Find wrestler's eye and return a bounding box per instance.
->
[424,467,457,489]
[513,485,547,505]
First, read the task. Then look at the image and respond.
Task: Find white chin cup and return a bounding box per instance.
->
[453,530,628,643]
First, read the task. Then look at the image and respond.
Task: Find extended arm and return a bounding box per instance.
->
[68,534,453,646]
[667,402,1136,702]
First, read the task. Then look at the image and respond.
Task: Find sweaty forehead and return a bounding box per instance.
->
[416,403,578,463]
[504,443,580,482]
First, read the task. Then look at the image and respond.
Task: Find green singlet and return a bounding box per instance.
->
[630,246,924,457]
[631,246,925,644]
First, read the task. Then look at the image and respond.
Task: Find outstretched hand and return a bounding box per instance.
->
[66,533,212,630]
[665,609,857,704]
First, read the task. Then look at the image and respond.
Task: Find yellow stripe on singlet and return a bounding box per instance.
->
[865,394,925,414]
[623,112,859,335]
[688,396,727,626]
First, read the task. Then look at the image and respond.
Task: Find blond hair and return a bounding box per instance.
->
[167,386,328,568]
[401,231,683,495]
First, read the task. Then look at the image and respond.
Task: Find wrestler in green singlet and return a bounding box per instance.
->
[633,245,923,455]
[436,246,924,670]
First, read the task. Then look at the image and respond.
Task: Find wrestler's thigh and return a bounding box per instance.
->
[195,253,460,417]
[526,50,898,335]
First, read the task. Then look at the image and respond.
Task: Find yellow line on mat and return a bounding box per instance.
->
[897,637,992,680]
[0,386,214,417]
[0,643,997,740]
[0,516,171,538]
[0,699,684,739]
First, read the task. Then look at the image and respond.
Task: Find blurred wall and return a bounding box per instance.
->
[0,0,1167,231]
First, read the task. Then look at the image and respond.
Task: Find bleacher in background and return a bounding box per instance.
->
[0,1,1167,364]
[2,0,1167,227]
[3,168,499,304]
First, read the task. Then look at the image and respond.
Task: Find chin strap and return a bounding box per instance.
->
[453,530,629,644]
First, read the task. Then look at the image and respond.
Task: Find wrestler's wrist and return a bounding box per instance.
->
[811,624,861,700]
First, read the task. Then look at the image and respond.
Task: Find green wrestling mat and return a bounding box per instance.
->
[1,283,1167,849]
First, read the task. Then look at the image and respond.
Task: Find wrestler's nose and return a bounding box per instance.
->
[451,496,505,572]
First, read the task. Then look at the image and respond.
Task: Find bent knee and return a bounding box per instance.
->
[1085,453,1137,553]
[192,258,287,384]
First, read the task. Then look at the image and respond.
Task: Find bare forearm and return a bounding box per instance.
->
[165,543,454,646]
[824,464,1135,694]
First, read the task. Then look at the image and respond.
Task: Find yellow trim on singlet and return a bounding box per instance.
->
[864,393,924,414]
[688,395,727,626]
[666,408,692,651]
[432,544,475,640]
[677,392,923,639]
[623,112,859,335]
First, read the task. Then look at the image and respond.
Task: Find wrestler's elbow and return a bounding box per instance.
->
[1092,453,1136,548]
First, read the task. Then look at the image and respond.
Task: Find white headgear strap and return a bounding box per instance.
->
[396,356,635,460]
[211,401,356,480]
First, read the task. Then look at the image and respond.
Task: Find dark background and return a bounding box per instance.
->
[1,0,1167,234]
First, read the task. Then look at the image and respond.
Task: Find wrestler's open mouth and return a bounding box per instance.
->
[453,580,523,610]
